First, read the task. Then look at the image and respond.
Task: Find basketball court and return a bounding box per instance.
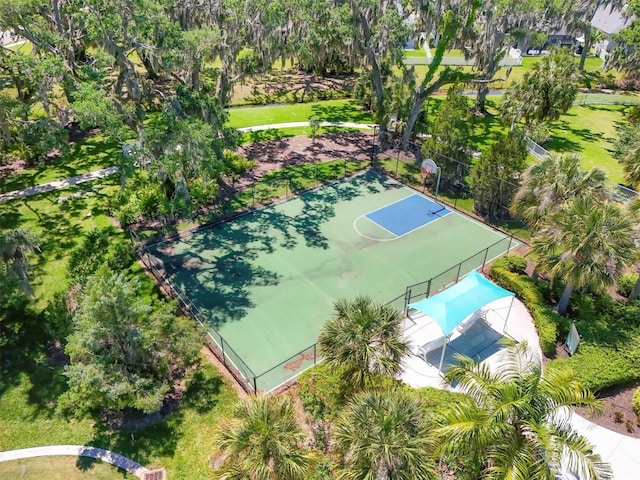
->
[147,169,519,391]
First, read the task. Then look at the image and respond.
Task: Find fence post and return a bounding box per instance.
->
[313,343,317,364]
[404,288,412,315]
[456,263,462,282]
[426,279,432,298]
[253,377,257,394]
[221,339,226,366]
[481,247,489,271]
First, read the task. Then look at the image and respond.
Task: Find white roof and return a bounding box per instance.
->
[591,4,634,35]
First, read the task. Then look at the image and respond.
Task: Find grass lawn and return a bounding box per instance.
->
[0,178,122,306]
[0,457,137,479]
[0,134,122,195]
[0,357,237,480]
[546,104,627,184]
[227,99,373,128]
[239,125,365,144]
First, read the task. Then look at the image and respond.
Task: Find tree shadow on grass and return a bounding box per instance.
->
[245,128,294,144]
[181,369,224,414]
[469,113,505,152]
[310,101,372,123]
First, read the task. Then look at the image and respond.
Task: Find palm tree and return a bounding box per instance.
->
[318,296,410,390]
[623,196,640,300]
[510,154,606,232]
[438,342,612,480]
[334,389,437,480]
[212,395,318,480]
[615,123,640,188]
[531,195,636,314]
[0,228,39,295]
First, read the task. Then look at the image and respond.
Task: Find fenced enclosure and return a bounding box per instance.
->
[138,170,519,392]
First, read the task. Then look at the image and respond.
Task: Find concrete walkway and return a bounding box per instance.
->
[0,445,149,477]
[0,166,118,202]
[0,122,374,203]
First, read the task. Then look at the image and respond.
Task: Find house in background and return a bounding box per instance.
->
[591,4,635,59]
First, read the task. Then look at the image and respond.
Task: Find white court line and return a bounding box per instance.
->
[353,215,398,241]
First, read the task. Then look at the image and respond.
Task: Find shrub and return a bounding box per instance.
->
[19,118,69,164]
[527,124,552,145]
[297,362,350,420]
[616,273,638,298]
[68,228,136,283]
[489,265,562,357]
[555,343,640,392]
[633,387,640,415]
[223,151,254,177]
[490,254,527,275]
[615,77,640,91]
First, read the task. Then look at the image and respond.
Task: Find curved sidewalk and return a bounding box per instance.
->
[0,445,148,477]
[570,412,640,479]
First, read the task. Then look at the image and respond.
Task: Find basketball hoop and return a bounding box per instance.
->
[421,159,438,181]
[421,158,441,202]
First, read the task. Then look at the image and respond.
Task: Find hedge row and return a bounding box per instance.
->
[489,256,565,357]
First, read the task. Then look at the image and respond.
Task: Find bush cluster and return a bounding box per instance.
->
[633,387,640,415]
[616,273,638,298]
[297,362,350,420]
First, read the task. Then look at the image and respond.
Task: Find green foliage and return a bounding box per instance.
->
[413,387,465,419]
[489,264,562,356]
[0,275,42,350]
[318,296,410,390]
[422,83,472,185]
[297,362,350,420]
[613,120,640,188]
[212,395,319,480]
[490,253,527,275]
[59,267,201,416]
[67,228,136,283]
[439,342,610,480]
[19,119,69,165]
[616,273,639,298]
[308,115,322,142]
[510,154,607,232]
[222,151,254,177]
[633,387,640,415]
[71,82,133,141]
[553,297,640,391]
[472,130,527,219]
[334,389,437,480]
[501,48,579,129]
[532,196,636,314]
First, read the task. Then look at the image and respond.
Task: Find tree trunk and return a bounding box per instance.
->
[579,26,591,72]
[629,275,640,300]
[191,67,200,91]
[557,284,574,315]
[475,82,490,114]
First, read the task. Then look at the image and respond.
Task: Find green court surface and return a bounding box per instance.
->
[149,170,518,391]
